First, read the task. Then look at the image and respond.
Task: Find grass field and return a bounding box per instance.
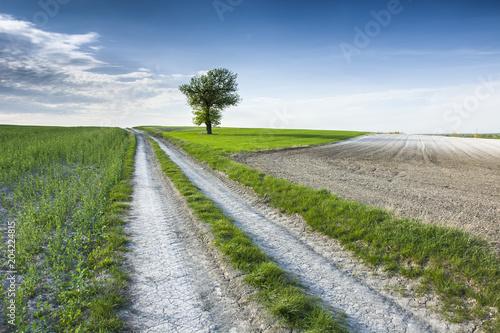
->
[139,127,369,153]
[141,126,500,332]
[0,125,135,332]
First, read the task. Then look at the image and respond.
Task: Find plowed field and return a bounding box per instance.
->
[236,134,500,249]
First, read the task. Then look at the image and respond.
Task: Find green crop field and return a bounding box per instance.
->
[139,126,369,153]
[0,125,135,332]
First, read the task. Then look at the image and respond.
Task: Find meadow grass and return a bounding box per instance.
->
[148,137,348,332]
[139,126,368,153]
[141,126,500,331]
[0,126,135,332]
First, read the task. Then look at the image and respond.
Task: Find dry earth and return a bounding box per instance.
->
[144,133,478,332]
[235,134,500,250]
[120,134,282,332]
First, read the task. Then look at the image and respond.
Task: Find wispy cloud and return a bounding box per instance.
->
[249,97,283,104]
[231,79,500,134]
[0,14,188,124]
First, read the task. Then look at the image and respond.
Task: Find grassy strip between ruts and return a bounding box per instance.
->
[142,127,500,332]
[147,136,348,333]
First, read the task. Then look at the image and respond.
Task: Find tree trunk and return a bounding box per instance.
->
[206,122,212,135]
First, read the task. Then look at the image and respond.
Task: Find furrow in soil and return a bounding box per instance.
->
[237,134,500,248]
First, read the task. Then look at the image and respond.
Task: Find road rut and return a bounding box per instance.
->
[121,134,274,332]
[145,133,475,333]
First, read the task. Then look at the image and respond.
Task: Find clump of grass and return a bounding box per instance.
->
[147,137,348,332]
[142,127,500,331]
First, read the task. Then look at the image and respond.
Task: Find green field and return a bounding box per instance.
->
[141,126,500,332]
[140,127,369,152]
[0,125,134,332]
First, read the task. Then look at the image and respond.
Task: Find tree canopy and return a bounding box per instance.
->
[178,68,241,134]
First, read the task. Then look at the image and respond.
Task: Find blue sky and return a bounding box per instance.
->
[0,0,499,133]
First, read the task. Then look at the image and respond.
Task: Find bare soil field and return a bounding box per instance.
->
[235,134,500,250]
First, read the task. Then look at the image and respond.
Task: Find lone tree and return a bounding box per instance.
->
[179,68,241,134]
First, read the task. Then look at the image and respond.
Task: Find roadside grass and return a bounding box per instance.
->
[0,126,136,332]
[142,127,500,332]
[137,126,368,153]
[147,136,348,332]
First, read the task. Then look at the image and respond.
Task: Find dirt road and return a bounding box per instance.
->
[121,134,276,332]
[144,133,475,332]
[236,134,500,248]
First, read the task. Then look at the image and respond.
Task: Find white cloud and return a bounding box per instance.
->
[1,14,498,132]
[249,97,282,104]
[159,73,196,80]
[228,80,500,134]
[0,14,188,125]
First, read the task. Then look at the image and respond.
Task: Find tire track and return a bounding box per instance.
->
[144,132,471,333]
[419,136,431,164]
[121,134,273,332]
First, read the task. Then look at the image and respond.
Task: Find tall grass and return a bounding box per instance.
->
[0,126,135,332]
[142,126,500,332]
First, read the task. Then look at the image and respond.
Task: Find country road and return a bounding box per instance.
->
[121,134,275,332]
[127,131,476,332]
